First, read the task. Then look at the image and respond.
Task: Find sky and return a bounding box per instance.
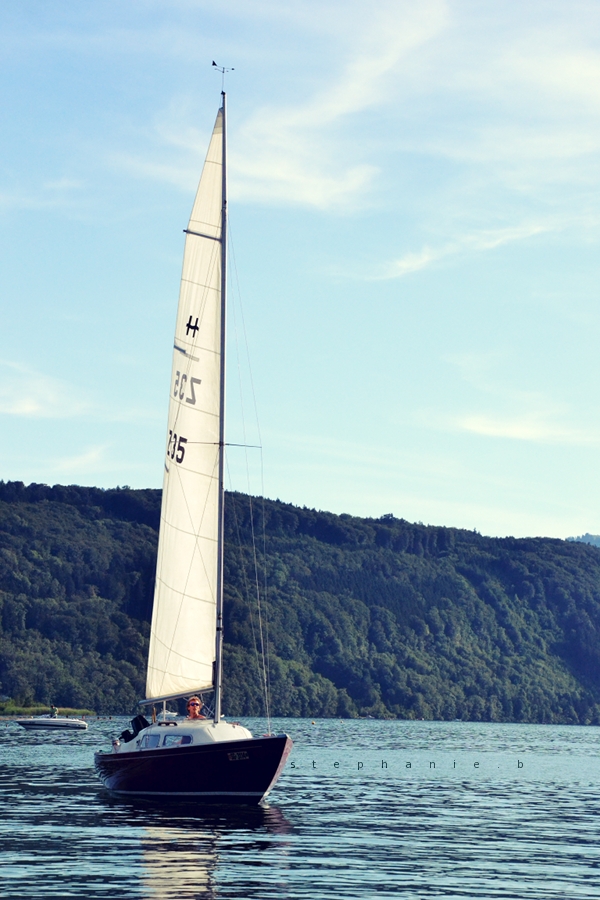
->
[1,0,600,539]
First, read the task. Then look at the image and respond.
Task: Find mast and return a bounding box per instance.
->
[213,90,227,723]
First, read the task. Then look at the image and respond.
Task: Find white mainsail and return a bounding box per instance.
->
[146,106,225,702]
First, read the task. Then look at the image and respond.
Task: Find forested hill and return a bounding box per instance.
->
[2,480,600,723]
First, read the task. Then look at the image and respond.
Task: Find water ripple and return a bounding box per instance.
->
[2,719,600,898]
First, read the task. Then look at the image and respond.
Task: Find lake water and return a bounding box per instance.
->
[2,717,600,899]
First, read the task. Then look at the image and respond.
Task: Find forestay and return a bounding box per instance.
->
[146,108,224,701]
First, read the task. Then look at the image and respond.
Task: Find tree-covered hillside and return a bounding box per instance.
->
[2,480,600,723]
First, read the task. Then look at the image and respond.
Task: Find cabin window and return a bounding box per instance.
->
[162,734,192,747]
[140,733,161,750]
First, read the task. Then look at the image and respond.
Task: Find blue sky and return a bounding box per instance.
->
[1,0,600,538]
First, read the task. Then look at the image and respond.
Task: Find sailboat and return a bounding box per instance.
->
[94,92,292,803]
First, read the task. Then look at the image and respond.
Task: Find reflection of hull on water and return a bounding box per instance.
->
[142,825,217,900]
[138,806,292,900]
[95,734,292,803]
[16,717,88,731]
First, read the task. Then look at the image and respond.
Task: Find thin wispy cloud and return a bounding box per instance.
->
[0,179,83,213]
[0,361,160,424]
[0,362,89,419]
[40,3,600,224]
[402,22,600,210]
[53,444,111,473]
[435,350,600,446]
[422,398,600,446]
[231,3,448,209]
[378,221,552,279]
[455,414,599,445]
[43,177,83,192]
[109,151,198,192]
[111,1,448,210]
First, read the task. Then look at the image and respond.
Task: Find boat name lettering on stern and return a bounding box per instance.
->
[228,750,250,762]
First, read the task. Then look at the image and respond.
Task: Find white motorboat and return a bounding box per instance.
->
[16,716,88,730]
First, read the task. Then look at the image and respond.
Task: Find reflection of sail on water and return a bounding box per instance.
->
[139,807,293,899]
[141,827,216,899]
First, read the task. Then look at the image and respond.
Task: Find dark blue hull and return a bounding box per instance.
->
[94,734,292,804]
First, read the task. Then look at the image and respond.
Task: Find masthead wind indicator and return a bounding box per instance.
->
[212,60,234,90]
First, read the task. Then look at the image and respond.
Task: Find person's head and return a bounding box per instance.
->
[187,696,202,717]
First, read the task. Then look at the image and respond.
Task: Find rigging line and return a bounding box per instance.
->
[225,458,264,710]
[183,441,261,448]
[229,227,271,731]
[228,219,271,731]
[229,314,270,725]
[227,220,264,449]
[228,221,270,725]
[229,220,273,712]
[259,451,272,727]
[245,490,271,728]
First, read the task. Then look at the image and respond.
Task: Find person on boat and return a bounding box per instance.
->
[186,696,206,720]
[50,705,59,718]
